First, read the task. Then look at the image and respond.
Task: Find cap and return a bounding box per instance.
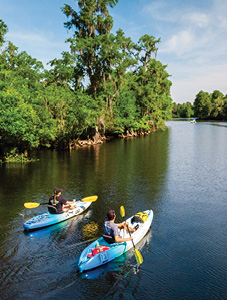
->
[54,188,63,194]
[107,210,116,220]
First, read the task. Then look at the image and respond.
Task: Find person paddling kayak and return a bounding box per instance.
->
[103,210,135,243]
[48,188,76,214]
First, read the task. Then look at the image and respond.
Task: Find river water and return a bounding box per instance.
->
[0,120,226,300]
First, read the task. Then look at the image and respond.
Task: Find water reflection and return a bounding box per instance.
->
[0,129,169,298]
[5,121,227,299]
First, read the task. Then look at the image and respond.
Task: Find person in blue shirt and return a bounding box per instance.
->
[103,210,135,243]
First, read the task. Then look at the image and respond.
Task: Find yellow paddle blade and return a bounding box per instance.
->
[135,248,143,265]
[81,195,98,202]
[24,202,41,209]
[120,205,125,218]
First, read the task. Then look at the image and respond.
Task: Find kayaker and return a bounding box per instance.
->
[48,188,76,214]
[103,210,135,243]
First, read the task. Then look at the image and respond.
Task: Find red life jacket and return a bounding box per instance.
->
[87,245,110,258]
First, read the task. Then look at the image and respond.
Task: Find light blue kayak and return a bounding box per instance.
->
[23,201,92,231]
[78,209,153,273]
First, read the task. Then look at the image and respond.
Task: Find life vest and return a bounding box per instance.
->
[87,245,110,258]
[50,199,59,205]
[102,234,115,244]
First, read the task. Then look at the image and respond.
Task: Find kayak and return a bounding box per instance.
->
[24,210,92,238]
[80,231,152,280]
[78,209,153,273]
[23,200,92,231]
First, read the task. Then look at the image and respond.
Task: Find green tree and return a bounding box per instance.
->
[0,40,55,159]
[112,80,138,134]
[194,90,211,118]
[46,51,76,88]
[185,102,194,117]
[193,90,227,120]
[100,29,137,116]
[133,58,172,129]
[137,34,161,68]
[171,102,179,117]
[0,0,175,161]
[0,19,8,46]
[223,95,227,118]
[210,90,224,119]
[62,0,119,94]
[0,81,44,157]
[175,102,194,118]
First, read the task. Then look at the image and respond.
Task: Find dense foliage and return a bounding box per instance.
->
[172,101,194,118]
[172,90,227,120]
[0,1,173,162]
[194,90,227,120]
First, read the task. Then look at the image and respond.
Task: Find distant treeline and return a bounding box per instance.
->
[172,90,227,120]
[0,0,173,162]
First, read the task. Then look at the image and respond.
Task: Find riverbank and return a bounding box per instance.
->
[71,128,154,149]
[1,123,165,162]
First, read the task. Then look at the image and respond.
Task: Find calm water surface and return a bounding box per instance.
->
[0,120,226,300]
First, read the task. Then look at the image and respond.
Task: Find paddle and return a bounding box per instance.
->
[120,205,143,265]
[24,195,98,209]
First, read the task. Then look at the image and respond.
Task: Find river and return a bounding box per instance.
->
[0,120,226,300]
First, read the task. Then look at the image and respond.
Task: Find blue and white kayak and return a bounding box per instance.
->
[23,200,92,231]
[78,209,153,273]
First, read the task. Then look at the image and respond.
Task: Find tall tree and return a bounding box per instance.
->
[133,58,172,129]
[194,90,211,118]
[138,34,161,68]
[62,0,119,94]
[210,90,224,119]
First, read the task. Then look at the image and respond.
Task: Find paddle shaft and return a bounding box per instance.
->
[37,199,80,206]
[42,198,89,205]
[122,216,136,249]
[33,200,75,206]
[120,205,143,265]
[25,196,98,208]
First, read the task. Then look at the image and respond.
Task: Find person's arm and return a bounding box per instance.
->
[66,199,76,204]
[59,198,75,210]
[116,222,135,232]
[113,223,133,242]
[115,235,133,243]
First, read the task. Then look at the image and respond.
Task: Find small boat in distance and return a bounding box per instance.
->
[191,118,196,123]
